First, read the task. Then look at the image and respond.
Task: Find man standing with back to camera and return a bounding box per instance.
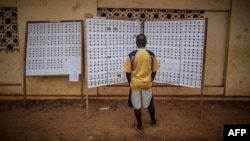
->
[123,34,160,132]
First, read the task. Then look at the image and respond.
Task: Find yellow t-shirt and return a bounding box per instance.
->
[123,49,160,90]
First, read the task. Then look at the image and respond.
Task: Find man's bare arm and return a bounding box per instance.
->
[126,72,131,84]
[151,72,156,82]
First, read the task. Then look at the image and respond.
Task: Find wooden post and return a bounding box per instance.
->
[84,13,93,118]
[23,22,29,109]
[199,18,208,119]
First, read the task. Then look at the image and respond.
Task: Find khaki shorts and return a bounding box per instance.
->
[131,88,152,109]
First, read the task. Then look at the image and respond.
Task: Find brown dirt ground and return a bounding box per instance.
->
[0,99,250,141]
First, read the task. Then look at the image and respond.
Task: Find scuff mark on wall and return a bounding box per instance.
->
[72,2,81,11]
[236,34,241,39]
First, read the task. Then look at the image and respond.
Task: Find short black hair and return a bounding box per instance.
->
[136,34,147,47]
[136,34,147,41]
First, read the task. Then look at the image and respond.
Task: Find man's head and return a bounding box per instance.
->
[136,34,147,48]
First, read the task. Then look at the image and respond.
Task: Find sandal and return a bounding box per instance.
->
[151,119,159,128]
[134,123,144,133]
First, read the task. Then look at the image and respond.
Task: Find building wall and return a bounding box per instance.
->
[225,0,250,96]
[0,0,22,96]
[0,0,249,99]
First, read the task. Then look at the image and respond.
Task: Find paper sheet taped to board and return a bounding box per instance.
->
[26,21,82,76]
[144,19,206,88]
[86,18,141,88]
